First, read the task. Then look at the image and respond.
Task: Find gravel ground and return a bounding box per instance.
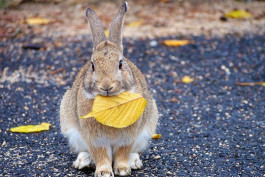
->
[0,33,265,176]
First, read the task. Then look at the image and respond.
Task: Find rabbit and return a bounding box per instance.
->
[59,2,158,177]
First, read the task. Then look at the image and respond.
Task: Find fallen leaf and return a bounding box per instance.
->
[104,30,109,37]
[152,134,161,139]
[80,92,147,128]
[169,97,180,103]
[25,17,51,25]
[159,0,171,3]
[163,40,190,47]
[225,10,252,19]
[10,122,51,133]
[181,76,194,83]
[128,20,143,27]
[50,68,66,76]
[236,81,265,86]
[174,89,184,94]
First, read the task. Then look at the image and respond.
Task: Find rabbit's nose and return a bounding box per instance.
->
[99,86,114,92]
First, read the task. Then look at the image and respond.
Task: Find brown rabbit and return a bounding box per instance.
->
[60,2,158,176]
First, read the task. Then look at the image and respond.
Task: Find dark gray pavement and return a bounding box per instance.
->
[0,33,264,176]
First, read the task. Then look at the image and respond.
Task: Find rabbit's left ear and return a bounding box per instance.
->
[109,2,128,52]
[86,7,107,51]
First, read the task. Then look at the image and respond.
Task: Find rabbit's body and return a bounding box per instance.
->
[59,2,158,177]
[60,57,158,150]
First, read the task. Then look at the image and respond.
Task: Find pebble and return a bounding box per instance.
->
[149,40,158,47]
[154,155,161,159]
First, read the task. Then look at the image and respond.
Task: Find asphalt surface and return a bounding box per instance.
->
[0,33,265,176]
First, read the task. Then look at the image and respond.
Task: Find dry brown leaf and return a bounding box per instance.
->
[174,89,184,94]
[169,97,180,103]
[236,82,265,86]
[159,0,171,3]
[50,68,66,76]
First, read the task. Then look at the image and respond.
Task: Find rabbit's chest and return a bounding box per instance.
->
[92,131,134,147]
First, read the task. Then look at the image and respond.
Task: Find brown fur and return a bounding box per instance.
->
[114,144,133,175]
[60,2,158,177]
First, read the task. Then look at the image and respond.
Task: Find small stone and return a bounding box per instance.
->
[166,171,173,175]
[1,141,6,147]
[154,155,161,159]
[149,40,158,47]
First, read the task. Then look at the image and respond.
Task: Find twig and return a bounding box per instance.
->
[50,68,66,76]
[236,81,265,86]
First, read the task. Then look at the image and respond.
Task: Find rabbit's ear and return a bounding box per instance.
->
[109,2,128,52]
[86,8,107,51]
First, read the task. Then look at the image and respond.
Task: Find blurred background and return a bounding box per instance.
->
[1,0,265,39]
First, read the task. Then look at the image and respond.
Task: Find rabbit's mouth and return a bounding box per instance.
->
[99,89,125,97]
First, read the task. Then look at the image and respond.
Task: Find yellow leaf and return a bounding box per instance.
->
[10,122,51,133]
[182,76,194,83]
[128,20,143,27]
[152,134,161,139]
[104,30,109,37]
[163,40,190,47]
[25,17,51,25]
[80,92,147,128]
[225,10,252,19]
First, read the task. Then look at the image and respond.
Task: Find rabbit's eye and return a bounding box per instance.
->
[91,62,95,71]
[119,60,123,70]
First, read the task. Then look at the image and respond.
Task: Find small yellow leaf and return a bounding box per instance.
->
[182,76,194,83]
[128,20,143,27]
[225,10,252,19]
[80,92,147,128]
[25,17,51,25]
[163,40,190,47]
[104,30,109,37]
[10,122,51,133]
[152,134,161,139]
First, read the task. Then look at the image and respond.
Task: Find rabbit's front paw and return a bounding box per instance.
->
[95,165,114,177]
[114,163,131,176]
[129,153,143,169]
[73,152,93,169]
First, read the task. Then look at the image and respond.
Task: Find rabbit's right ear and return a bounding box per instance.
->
[86,8,107,51]
[109,2,128,52]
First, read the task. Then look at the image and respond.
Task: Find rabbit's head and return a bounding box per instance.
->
[83,2,134,98]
